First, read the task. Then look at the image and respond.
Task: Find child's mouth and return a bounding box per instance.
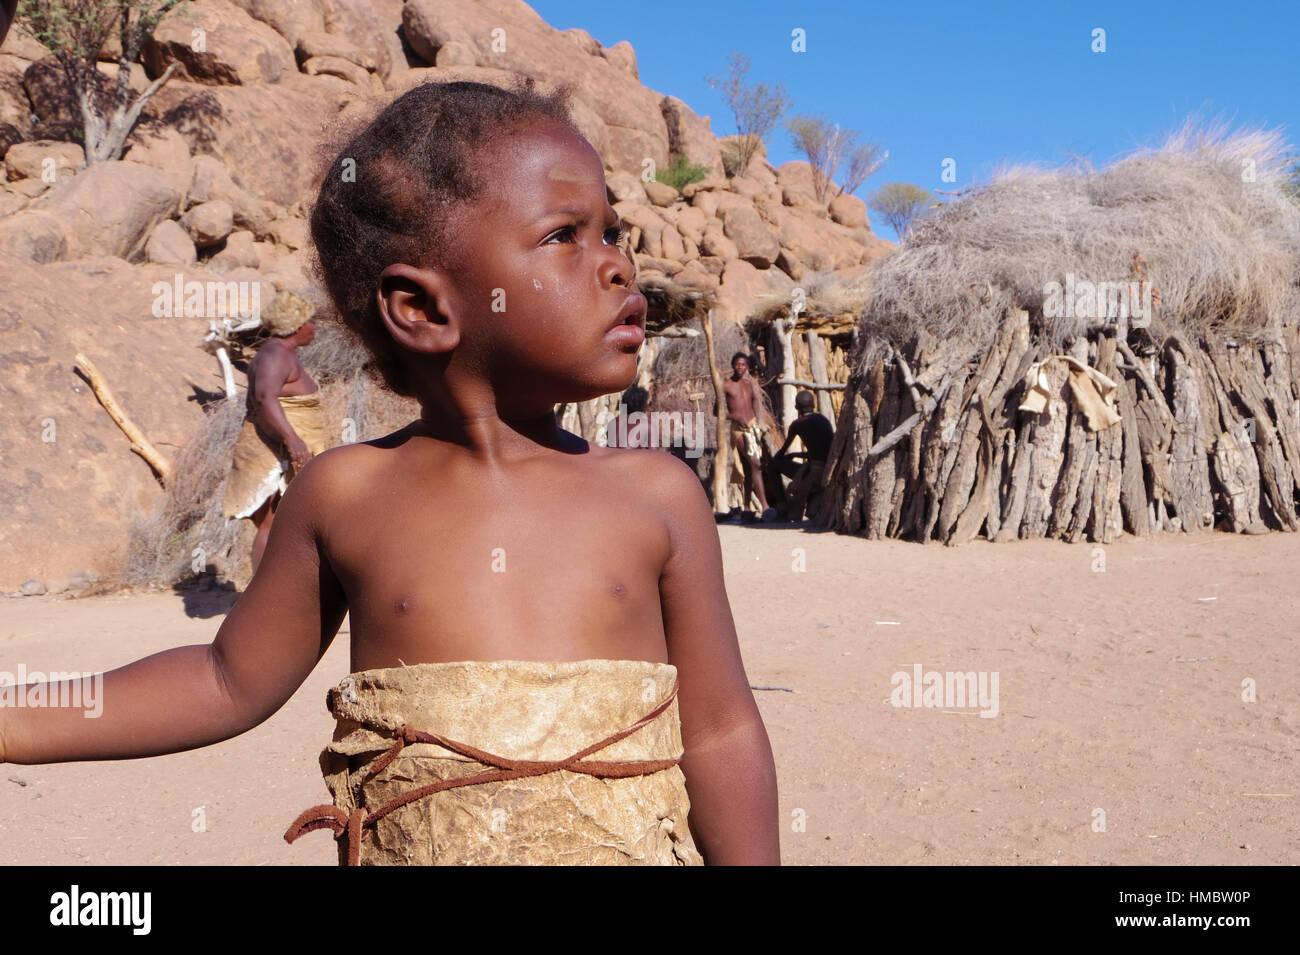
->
[606,324,645,348]
[606,292,647,348]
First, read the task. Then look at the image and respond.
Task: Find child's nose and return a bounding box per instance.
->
[599,242,636,289]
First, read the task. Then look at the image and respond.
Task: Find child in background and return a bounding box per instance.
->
[0,80,780,866]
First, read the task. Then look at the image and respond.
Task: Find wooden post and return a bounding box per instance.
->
[775,317,798,431]
[701,309,730,513]
[806,330,835,420]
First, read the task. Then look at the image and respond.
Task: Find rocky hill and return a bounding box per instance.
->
[0,0,892,593]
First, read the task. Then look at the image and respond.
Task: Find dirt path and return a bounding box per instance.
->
[2,527,1296,865]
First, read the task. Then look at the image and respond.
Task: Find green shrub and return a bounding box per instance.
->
[657,154,711,190]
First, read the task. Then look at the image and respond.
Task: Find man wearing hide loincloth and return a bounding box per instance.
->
[221,290,329,571]
[723,352,778,520]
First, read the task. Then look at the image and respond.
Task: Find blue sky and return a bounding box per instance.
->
[530,0,1299,239]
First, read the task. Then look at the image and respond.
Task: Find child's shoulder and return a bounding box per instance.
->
[595,445,710,509]
[285,431,404,511]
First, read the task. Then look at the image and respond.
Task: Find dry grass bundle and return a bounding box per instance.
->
[753,269,869,327]
[298,314,371,384]
[639,274,715,332]
[124,395,247,588]
[850,123,1300,373]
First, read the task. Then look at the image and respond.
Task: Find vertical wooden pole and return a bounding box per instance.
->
[806,330,834,419]
[776,317,798,431]
[701,308,730,513]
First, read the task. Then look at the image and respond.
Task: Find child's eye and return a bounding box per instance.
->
[604,224,627,246]
[543,226,577,244]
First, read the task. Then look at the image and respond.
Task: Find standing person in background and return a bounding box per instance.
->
[723,352,780,521]
[221,290,329,572]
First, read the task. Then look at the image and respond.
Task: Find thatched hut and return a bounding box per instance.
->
[812,125,1300,544]
[749,272,863,427]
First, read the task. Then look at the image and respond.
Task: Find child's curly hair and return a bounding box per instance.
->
[310,80,577,398]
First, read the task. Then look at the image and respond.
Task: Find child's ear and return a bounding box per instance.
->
[375,264,461,355]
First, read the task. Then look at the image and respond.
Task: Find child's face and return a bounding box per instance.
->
[449,119,645,409]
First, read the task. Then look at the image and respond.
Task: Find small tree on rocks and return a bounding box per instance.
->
[17,0,185,164]
[785,113,886,202]
[867,182,933,240]
[707,51,790,177]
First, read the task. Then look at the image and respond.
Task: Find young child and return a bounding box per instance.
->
[0,80,781,866]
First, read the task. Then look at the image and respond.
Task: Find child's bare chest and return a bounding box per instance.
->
[327,455,673,669]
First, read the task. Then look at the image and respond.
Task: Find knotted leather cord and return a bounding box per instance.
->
[285,678,682,866]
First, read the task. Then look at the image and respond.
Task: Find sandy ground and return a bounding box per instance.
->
[1,525,1296,866]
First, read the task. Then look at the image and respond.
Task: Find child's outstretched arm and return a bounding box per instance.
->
[0,456,348,765]
[651,453,781,865]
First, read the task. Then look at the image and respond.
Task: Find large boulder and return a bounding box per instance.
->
[182,199,235,247]
[775,160,823,209]
[400,0,668,174]
[142,0,296,86]
[759,201,864,272]
[302,55,372,88]
[660,96,723,178]
[699,223,738,261]
[187,154,277,238]
[0,22,51,61]
[605,170,646,204]
[721,204,780,269]
[366,0,413,84]
[122,125,194,202]
[829,192,869,230]
[4,140,82,182]
[673,205,707,246]
[319,0,393,81]
[671,260,719,294]
[150,73,340,207]
[94,61,150,97]
[145,219,198,265]
[208,229,259,271]
[642,178,678,207]
[296,30,375,70]
[24,160,181,261]
[0,208,69,262]
[269,216,309,251]
[229,0,328,52]
[716,257,793,321]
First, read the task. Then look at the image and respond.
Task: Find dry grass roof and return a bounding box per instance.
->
[751,268,869,335]
[847,122,1300,368]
